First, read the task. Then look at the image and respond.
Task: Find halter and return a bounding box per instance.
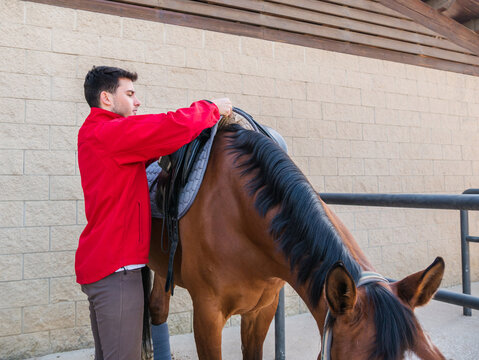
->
[320,271,389,360]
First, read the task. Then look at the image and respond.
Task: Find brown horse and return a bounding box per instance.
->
[147,123,445,360]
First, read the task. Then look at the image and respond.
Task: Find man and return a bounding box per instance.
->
[77,65,232,360]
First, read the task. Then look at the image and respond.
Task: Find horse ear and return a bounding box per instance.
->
[392,257,445,309]
[325,262,357,316]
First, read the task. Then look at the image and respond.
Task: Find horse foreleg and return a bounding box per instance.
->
[150,272,172,360]
[192,299,226,360]
[150,272,171,324]
[240,291,280,360]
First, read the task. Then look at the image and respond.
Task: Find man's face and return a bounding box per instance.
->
[109,78,141,117]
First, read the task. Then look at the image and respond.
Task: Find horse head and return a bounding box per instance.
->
[323,257,445,360]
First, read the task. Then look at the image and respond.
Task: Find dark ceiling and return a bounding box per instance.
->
[422,0,479,30]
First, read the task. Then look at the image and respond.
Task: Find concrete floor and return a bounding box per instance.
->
[29,283,478,360]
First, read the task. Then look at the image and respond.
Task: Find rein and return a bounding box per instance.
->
[320,271,389,360]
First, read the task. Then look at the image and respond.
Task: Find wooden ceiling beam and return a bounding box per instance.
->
[377,0,479,55]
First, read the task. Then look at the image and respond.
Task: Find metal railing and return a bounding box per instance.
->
[460,189,479,315]
[320,190,479,314]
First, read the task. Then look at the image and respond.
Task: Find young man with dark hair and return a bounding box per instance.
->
[77,65,232,360]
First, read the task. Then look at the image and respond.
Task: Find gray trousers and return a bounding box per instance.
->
[81,269,144,360]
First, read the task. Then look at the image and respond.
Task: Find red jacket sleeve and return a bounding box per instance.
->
[94,100,220,165]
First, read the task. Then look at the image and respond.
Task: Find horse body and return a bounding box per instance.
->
[148,125,445,360]
[149,130,286,359]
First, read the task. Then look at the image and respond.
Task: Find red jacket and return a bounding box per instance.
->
[76,101,219,284]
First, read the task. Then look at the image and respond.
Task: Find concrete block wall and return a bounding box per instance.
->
[1,0,479,358]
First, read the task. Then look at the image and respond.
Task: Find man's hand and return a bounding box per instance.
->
[212,98,233,117]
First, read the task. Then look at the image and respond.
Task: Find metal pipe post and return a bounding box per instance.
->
[460,209,472,316]
[275,287,285,360]
[434,288,479,310]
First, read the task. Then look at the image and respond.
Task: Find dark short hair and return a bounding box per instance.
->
[83,66,138,108]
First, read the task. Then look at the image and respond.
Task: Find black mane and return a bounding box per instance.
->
[224,124,361,306]
[224,124,418,360]
[365,284,417,360]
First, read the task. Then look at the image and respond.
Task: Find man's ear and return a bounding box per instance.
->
[99,90,113,108]
[325,261,357,316]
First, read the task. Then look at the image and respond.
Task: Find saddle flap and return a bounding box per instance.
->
[181,127,212,186]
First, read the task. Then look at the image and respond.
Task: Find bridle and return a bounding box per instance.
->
[320,271,389,360]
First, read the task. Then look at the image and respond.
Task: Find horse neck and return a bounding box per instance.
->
[245,195,374,329]
[288,199,375,331]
